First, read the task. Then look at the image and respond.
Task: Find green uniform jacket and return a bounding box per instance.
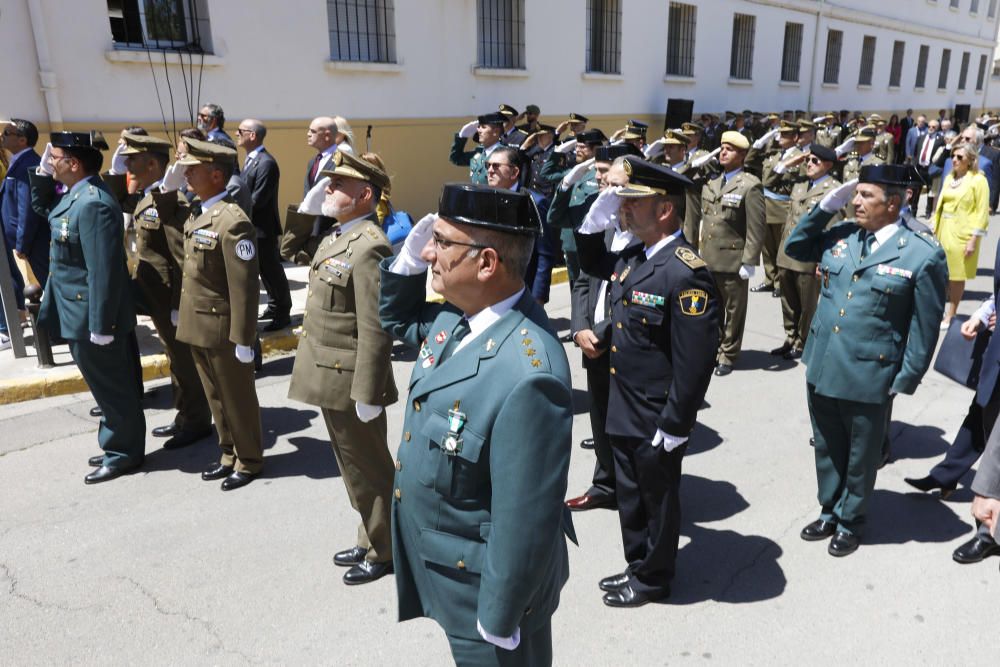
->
[31,173,135,340]
[176,197,260,348]
[449,135,489,185]
[289,217,398,411]
[785,205,947,403]
[379,262,576,640]
[777,176,842,273]
[547,170,599,253]
[692,170,767,273]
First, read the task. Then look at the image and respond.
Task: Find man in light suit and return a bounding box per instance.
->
[785,164,947,557]
[236,119,291,331]
[380,184,575,665]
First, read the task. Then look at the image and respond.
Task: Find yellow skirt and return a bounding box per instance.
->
[936,214,979,281]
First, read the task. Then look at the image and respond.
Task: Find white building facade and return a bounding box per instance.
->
[3,0,999,212]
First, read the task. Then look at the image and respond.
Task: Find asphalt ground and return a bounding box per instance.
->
[2,214,997,665]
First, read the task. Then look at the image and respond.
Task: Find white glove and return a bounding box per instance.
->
[578,186,622,234]
[690,147,720,169]
[752,128,780,150]
[651,428,688,453]
[819,178,858,213]
[390,212,435,275]
[37,143,53,176]
[170,310,179,327]
[477,620,520,651]
[89,333,114,346]
[643,139,666,160]
[355,402,383,423]
[298,176,331,216]
[813,116,827,124]
[458,121,479,139]
[160,162,188,192]
[834,137,856,158]
[738,264,756,280]
[108,143,128,175]
[559,158,594,190]
[235,344,255,363]
[554,139,578,154]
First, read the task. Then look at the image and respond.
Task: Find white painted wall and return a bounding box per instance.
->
[2,0,999,128]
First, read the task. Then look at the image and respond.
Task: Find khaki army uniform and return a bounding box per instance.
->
[815,125,842,149]
[288,214,398,564]
[106,169,213,435]
[677,148,715,250]
[176,195,263,474]
[693,170,766,366]
[875,132,896,164]
[745,143,803,288]
[776,176,842,351]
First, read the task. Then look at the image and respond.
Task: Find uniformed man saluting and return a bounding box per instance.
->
[785,164,947,556]
[450,112,508,185]
[575,157,719,607]
[174,138,264,491]
[30,132,145,484]
[287,152,398,585]
[380,184,575,665]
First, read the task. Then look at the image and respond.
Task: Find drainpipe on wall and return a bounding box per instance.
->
[26,0,63,129]
[806,0,825,114]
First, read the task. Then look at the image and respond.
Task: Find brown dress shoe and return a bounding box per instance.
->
[565,493,616,511]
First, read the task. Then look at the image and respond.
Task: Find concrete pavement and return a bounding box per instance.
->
[1,220,997,664]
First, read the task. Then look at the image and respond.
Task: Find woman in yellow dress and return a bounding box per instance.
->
[933,143,990,328]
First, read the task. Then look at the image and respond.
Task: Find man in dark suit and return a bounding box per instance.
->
[2,119,47,288]
[913,120,945,216]
[576,158,719,607]
[565,147,639,512]
[236,119,291,330]
[30,132,144,483]
[304,116,343,234]
[197,103,232,145]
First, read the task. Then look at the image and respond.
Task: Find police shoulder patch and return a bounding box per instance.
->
[235,238,256,261]
[678,289,709,316]
[675,247,706,269]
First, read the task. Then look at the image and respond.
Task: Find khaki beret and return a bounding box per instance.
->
[720,130,749,150]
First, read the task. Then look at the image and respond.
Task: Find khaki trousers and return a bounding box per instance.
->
[778,268,821,350]
[713,272,749,366]
[191,346,263,473]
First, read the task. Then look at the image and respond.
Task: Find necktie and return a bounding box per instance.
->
[244,156,254,171]
[919,137,932,166]
[862,232,875,258]
[441,318,471,362]
[191,202,203,218]
[309,155,321,184]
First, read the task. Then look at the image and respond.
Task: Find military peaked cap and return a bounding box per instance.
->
[439,183,541,235]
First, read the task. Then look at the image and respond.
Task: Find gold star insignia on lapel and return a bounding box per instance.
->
[524,348,536,356]
[531,359,541,367]
[521,338,532,346]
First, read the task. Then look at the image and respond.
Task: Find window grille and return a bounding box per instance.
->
[586,0,622,74]
[977,53,988,90]
[915,44,929,88]
[938,48,951,89]
[889,41,905,87]
[666,2,697,77]
[780,22,803,82]
[327,0,396,63]
[823,29,842,84]
[729,13,755,80]
[477,0,525,69]
[858,35,876,86]
[957,51,970,90]
[107,0,208,51]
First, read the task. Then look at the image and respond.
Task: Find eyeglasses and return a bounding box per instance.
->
[197,113,211,120]
[48,153,73,164]
[307,128,329,135]
[235,128,253,135]
[953,155,966,161]
[485,162,510,171]
[806,157,824,165]
[431,232,490,252]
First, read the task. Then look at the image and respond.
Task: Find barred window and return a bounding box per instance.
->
[971,0,981,13]
[958,51,971,90]
[327,0,396,63]
[477,0,525,69]
[915,44,929,88]
[729,14,756,80]
[977,53,989,90]
[950,0,959,8]
[823,29,842,84]
[858,35,876,86]
[666,2,697,77]
[107,0,210,51]
[586,0,622,74]
[780,22,803,82]
[889,41,905,87]
[938,48,951,89]
[991,0,998,18]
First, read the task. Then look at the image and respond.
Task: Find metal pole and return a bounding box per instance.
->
[0,227,28,358]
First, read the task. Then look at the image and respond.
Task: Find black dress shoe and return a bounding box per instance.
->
[904,476,957,500]
[599,572,630,592]
[261,315,291,332]
[221,470,257,491]
[750,283,774,293]
[800,519,838,541]
[952,536,1000,564]
[771,288,782,298]
[85,462,141,485]
[152,422,179,438]
[828,531,860,557]
[714,363,733,376]
[163,426,213,450]
[565,493,617,512]
[258,308,278,322]
[89,406,103,418]
[602,583,668,608]
[559,333,574,343]
[201,462,233,481]
[783,348,803,360]
[809,437,815,447]
[343,560,393,585]
[579,438,595,450]
[333,546,369,567]
[769,342,793,356]
[88,455,104,467]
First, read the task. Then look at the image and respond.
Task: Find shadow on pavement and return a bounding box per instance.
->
[258,354,295,378]
[888,423,950,461]
[141,435,220,475]
[686,422,723,457]
[261,406,319,450]
[864,489,971,545]
[736,349,797,373]
[264,436,341,479]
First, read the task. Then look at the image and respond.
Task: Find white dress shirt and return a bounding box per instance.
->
[453,288,525,353]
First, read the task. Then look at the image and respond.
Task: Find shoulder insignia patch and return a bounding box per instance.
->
[916,230,940,247]
[679,289,709,316]
[365,226,381,241]
[235,239,256,261]
[675,247,706,269]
